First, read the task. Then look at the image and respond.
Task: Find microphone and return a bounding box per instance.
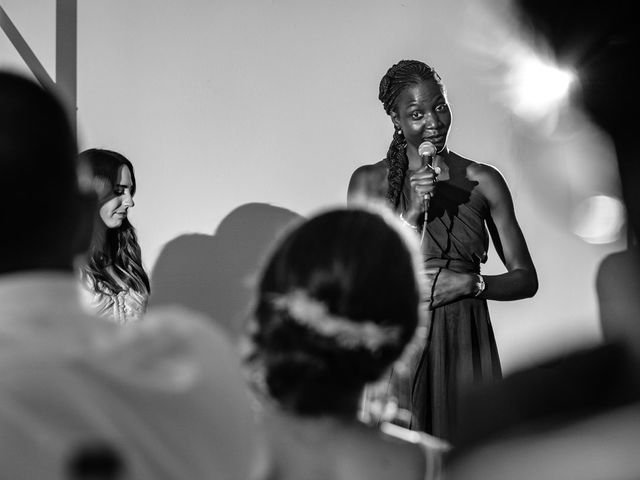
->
[418,140,437,202]
[418,140,437,245]
[418,140,437,164]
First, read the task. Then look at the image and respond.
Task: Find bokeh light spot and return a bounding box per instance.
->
[571,195,625,244]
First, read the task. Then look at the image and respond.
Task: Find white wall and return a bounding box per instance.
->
[1,0,623,372]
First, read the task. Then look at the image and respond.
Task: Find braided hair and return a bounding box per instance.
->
[378,60,445,208]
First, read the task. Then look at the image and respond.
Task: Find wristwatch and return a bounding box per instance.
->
[474,274,485,297]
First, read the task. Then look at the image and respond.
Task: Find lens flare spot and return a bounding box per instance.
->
[571,195,625,244]
[506,56,575,121]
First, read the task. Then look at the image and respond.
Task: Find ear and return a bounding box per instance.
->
[389,110,401,131]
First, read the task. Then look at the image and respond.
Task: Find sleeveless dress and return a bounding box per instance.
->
[399,161,502,441]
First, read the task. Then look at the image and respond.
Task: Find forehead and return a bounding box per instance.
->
[116,165,133,185]
[395,80,445,108]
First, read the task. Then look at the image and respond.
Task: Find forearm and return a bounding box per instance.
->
[479,268,538,301]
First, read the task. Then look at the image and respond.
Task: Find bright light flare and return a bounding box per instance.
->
[571,195,625,244]
[460,2,577,128]
[506,56,575,122]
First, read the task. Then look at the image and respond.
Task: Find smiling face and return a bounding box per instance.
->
[390,79,452,153]
[98,165,135,229]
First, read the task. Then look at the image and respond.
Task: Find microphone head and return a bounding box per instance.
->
[418,141,437,158]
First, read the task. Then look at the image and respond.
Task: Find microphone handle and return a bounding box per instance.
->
[420,154,434,246]
[420,193,430,246]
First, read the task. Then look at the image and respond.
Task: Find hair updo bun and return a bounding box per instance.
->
[244,208,424,416]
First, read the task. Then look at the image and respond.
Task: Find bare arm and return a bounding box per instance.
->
[473,163,538,300]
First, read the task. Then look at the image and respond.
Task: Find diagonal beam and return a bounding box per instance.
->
[1,2,77,134]
[0,5,55,91]
[56,0,77,134]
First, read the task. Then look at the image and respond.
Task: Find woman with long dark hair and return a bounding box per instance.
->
[78,148,150,324]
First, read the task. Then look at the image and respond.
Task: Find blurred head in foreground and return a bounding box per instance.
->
[0,71,91,274]
[244,207,425,417]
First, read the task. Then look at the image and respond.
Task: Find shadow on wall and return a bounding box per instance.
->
[149,202,304,340]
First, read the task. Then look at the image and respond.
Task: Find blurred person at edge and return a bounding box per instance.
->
[0,70,261,480]
[447,1,640,478]
[243,207,450,480]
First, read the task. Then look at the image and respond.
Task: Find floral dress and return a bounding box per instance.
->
[80,276,147,324]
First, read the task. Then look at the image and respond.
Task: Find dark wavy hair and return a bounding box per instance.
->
[378,60,446,208]
[79,149,150,296]
[245,207,423,416]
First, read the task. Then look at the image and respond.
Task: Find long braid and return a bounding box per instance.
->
[378,60,445,208]
[384,129,408,208]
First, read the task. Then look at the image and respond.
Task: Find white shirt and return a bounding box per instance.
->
[0,272,259,480]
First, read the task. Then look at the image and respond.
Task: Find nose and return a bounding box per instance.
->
[122,192,134,208]
[424,111,443,128]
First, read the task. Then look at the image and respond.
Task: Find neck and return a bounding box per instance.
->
[262,389,362,425]
[92,220,109,253]
[267,405,360,435]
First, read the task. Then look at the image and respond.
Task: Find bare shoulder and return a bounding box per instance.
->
[458,155,511,205]
[350,160,388,181]
[463,157,505,186]
[348,160,389,202]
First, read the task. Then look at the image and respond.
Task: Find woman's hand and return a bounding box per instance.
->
[425,268,476,308]
[404,165,440,223]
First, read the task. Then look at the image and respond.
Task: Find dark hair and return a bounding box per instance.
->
[245,207,423,416]
[67,441,125,480]
[378,60,446,208]
[0,71,80,268]
[79,149,150,296]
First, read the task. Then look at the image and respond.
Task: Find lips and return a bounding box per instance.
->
[423,134,447,147]
[423,132,445,141]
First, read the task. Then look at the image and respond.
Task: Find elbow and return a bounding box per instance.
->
[510,268,538,298]
[525,283,538,299]
[524,271,538,298]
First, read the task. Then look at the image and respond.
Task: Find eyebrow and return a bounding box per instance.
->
[408,95,446,107]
